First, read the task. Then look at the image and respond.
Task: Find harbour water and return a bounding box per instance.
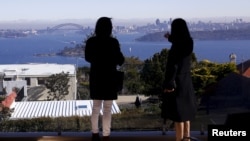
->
[0,32,250,67]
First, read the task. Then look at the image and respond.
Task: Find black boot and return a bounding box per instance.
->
[102,136,110,141]
[91,133,101,141]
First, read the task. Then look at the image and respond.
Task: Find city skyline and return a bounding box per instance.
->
[0,0,250,23]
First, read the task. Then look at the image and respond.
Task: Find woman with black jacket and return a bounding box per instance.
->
[163,18,197,141]
[85,17,125,141]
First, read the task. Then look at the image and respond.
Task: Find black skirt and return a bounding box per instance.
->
[160,92,177,120]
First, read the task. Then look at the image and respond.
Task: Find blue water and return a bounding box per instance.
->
[0,32,250,67]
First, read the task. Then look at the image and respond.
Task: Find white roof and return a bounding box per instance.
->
[0,63,76,76]
[10,100,120,119]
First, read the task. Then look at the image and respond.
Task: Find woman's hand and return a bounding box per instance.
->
[163,88,175,93]
[164,32,170,39]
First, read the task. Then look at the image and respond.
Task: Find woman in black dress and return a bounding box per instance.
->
[163,18,197,141]
[85,17,125,141]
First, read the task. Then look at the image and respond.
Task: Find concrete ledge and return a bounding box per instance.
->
[0,131,208,141]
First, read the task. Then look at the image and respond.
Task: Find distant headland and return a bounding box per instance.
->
[135,28,250,42]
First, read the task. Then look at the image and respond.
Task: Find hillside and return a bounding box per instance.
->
[135,28,250,42]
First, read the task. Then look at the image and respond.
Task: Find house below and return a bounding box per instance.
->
[9,100,120,119]
[200,60,250,111]
[0,63,77,101]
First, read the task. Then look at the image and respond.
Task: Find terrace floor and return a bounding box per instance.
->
[0,131,207,141]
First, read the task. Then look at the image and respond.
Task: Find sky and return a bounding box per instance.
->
[0,0,250,23]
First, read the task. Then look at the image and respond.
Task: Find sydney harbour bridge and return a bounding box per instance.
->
[44,23,92,33]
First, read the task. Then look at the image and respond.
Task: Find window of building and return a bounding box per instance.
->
[3,78,11,81]
[25,78,31,86]
[37,77,46,85]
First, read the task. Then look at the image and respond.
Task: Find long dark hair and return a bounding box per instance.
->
[94,17,112,37]
[170,18,191,41]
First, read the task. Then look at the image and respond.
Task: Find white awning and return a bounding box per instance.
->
[9,100,120,119]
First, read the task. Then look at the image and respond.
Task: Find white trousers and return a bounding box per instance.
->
[91,100,113,136]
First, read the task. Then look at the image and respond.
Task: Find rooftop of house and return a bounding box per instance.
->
[237,59,250,76]
[8,100,120,119]
[0,63,76,77]
[242,67,250,78]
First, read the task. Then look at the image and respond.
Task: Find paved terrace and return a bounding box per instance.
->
[0,96,208,141]
[0,131,207,141]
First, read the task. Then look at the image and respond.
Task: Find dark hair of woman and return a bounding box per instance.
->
[94,17,112,37]
[170,18,191,41]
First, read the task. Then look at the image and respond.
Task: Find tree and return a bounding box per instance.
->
[191,60,238,98]
[76,66,90,99]
[140,48,197,96]
[45,72,70,101]
[140,48,169,96]
[122,56,144,94]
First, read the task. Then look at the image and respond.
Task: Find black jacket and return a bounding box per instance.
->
[162,36,197,122]
[85,36,125,100]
